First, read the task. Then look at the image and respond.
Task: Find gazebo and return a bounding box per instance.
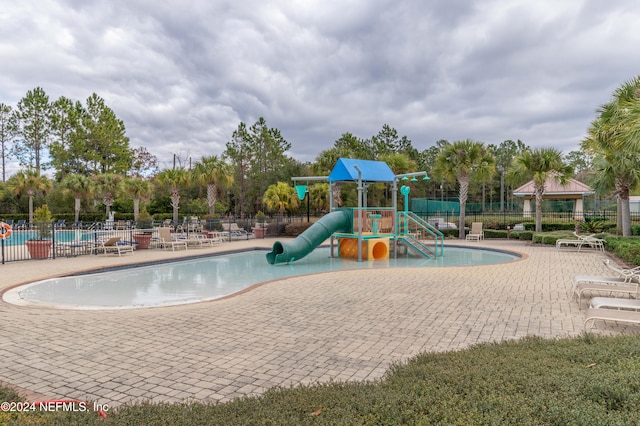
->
[513,174,594,221]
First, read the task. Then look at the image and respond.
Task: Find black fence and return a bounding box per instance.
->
[412,210,629,229]
[0,215,308,264]
[1,211,632,264]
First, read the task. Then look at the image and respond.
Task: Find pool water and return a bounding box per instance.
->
[3,230,94,246]
[7,247,519,310]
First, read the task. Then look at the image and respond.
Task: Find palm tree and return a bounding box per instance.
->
[583,106,640,237]
[192,155,233,216]
[6,169,52,225]
[156,169,189,223]
[510,148,573,233]
[122,177,151,221]
[59,174,93,223]
[599,75,640,152]
[92,173,122,217]
[313,146,353,208]
[309,183,330,213]
[433,140,495,238]
[263,182,298,214]
[378,152,416,175]
[582,77,640,236]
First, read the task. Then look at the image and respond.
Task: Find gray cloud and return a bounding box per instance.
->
[1,0,639,173]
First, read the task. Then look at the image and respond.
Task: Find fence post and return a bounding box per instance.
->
[51,222,56,259]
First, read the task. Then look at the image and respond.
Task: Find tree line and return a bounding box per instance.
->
[0,76,638,237]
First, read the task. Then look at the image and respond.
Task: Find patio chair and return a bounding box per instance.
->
[15,219,26,230]
[95,236,135,257]
[180,233,219,248]
[574,232,605,251]
[572,274,639,306]
[222,223,254,240]
[115,220,130,230]
[466,222,484,241]
[602,258,640,281]
[584,308,640,329]
[589,296,640,310]
[556,237,584,251]
[154,227,188,251]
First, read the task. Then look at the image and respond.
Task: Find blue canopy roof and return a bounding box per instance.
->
[328,158,396,183]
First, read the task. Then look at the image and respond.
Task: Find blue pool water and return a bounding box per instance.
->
[2,230,94,246]
[7,247,519,310]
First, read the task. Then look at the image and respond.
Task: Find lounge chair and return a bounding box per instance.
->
[602,258,640,280]
[15,219,26,230]
[54,219,66,229]
[222,223,254,240]
[466,222,484,241]
[187,233,221,247]
[154,227,188,251]
[589,296,640,310]
[584,308,640,329]
[556,232,605,252]
[572,275,639,306]
[575,232,605,251]
[95,236,135,257]
[115,220,130,230]
[556,237,584,251]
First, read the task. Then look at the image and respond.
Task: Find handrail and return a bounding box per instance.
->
[401,234,435,258]
[396,211,445,258]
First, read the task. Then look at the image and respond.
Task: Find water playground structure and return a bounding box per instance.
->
[266,158,445,265]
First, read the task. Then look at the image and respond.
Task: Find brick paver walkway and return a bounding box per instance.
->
[0,239,638,406]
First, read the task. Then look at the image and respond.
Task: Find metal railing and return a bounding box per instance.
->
[0,215,313,264]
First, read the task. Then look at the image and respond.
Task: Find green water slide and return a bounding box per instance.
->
[266,210,353,264]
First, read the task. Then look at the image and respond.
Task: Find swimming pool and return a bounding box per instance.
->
[2,230,94,246]
[4,246,520,310]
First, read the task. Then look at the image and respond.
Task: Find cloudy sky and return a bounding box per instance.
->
[2,0,639,173]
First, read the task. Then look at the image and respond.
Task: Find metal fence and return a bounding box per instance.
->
[0,215,309,264]
[1,211,630,264]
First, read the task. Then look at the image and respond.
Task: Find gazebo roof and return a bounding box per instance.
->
[328,158,396,182]
[513,174,594,198]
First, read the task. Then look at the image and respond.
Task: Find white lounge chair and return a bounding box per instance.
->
[466,222,484,241]
[572,275,639,306]
[95,236,135,257]
[154,227,188,251]
[556,238,584,251]
[221,223,254,240]
[589,296,640,310]
[602,258,640,280]
[584,308,640,329]
[556,232,605,252]
[574,232,605,251]
[179,233,219,248]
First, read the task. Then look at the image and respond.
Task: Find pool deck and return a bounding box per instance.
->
[0,238,638,407]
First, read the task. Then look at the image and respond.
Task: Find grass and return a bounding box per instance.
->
[2,334,640,425]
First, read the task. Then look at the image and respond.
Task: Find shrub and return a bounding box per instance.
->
[581,220,606,233]
[267,222,287,236]
[285,222,314,237]
[483,230,508,239]
[33,204,53,239]
[517,231,533,241]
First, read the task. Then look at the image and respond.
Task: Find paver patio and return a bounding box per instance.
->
[0,239,638,407]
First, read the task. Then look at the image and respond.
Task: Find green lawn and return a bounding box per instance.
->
[2,334,639,425]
